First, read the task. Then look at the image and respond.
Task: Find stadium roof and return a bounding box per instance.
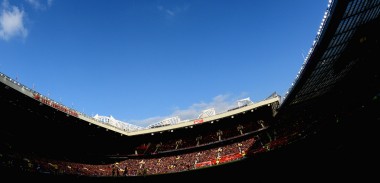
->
[280,0,380,109]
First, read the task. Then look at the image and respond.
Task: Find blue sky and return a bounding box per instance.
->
[0,0,328,127]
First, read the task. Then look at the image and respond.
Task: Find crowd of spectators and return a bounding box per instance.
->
[1,137,255,177]
[2,109,342,178]
[134,120,266,155]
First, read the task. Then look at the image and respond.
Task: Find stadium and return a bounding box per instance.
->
[1,0,379,181]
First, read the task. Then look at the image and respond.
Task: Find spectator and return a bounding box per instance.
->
[196,135,202,146]
[216,130,223,141]
[139,160,145,169]
[237,124,244,135]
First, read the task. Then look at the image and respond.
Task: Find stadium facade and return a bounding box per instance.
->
[1,0,379,181]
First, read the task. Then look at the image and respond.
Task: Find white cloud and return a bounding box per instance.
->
[47,0,53,7]
[157,4,190,18]
[166,10,175,16]
[25,0,52,10]
[171,94,238,120]
[128,94,242,127]
[0,0,28,41]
